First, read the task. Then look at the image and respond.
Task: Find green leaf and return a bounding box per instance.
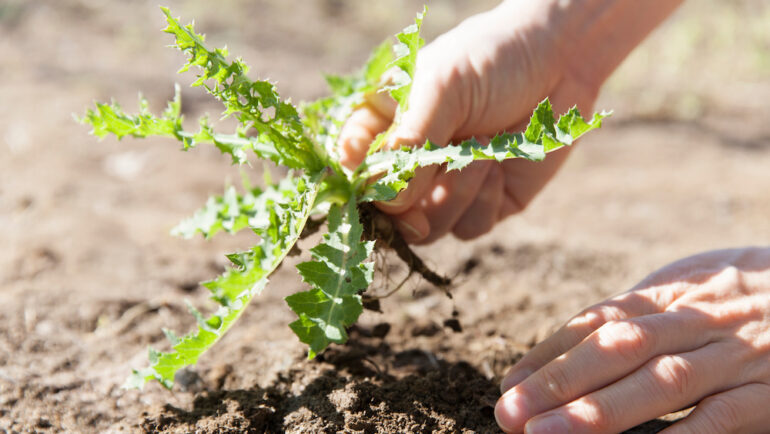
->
[172,175,308,239]
[161,7,324,171]
[83,7,324,170]
[81,84,182,140]
[524,98,557,147]
[384,6,426,115]
[80,84,293,165]
[323,40,396,101]
[302,9,425,165]
[365,40,395,86]
[324,74,356,97]
[285,199,374,358]
[360,99,610,201]
[301,38,399,172]
[126,175,321,389]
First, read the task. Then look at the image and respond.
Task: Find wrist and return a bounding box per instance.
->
[497,0,684,91]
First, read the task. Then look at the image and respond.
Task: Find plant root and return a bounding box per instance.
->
[359,202,452,293]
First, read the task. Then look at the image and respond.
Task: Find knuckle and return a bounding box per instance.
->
[649,355,695,400]
[699,394,744,433]
[566,308,607,334]
[569,304,628,334]
[538,362,575,403]
[570,398,617,432]
[597,320,654,362]
[443,63,464,87]
[416,59,457,91]
[719,265,743,288]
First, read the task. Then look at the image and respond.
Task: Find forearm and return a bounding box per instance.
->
[497,0,685,89]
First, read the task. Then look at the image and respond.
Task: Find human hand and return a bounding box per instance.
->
[495,247,770,433]
[338,0,600,244]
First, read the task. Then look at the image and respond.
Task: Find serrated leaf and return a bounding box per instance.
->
[126,175,321,389]
[81,84,182,140]
[285,199,374,358]
[80,84,291,165]
[360,99,610,201]
[384,6,426,115]
[524,98,558,144]
[365,40,395,86]
[172,175,308,239]
[301,38,399,172]
[160,7,324,171]
[82,7,324,170]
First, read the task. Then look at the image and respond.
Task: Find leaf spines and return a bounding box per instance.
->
[171,174,309,240]
[126,175,320,389]
[285,200,374,359]
[160,7,323,172]
[386,6,427,114]
[359,99,610,201]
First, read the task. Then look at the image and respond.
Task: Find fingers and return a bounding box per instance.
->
[388,55,463,152]
[515,343,737,434]
[452,163,505,240]
[494,77,598,218]
[338,103,393,169]
[662,382,770,434]
[494,247,770,433]
[389,207,430,244]
[501,291,667,393]
[375,69,465,216]
[384,160,504,243]
[495,311,715,432]
[500,146,572,214]
[412,160,494,244]
[366,90,398,120]
[375,165,439,215]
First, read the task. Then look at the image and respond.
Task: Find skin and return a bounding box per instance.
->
[497,248,770,433]
[339,0,770,432]
[340,0,593,244]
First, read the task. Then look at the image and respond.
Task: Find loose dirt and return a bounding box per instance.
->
[2,0,769,432]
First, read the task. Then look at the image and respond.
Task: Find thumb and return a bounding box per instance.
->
[378,66,465,214]
[387,68,462,151]
[338,91,397,170]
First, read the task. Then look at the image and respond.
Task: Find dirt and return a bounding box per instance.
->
[2,0,769,433]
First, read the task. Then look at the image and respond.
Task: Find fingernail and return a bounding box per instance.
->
[396,220,423,240]
[378,195,406,208]
[494,391,528,433]
[501,368,532,393]
[525,414,569,434]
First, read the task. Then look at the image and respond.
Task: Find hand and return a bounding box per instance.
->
[338,0,600,244]
[495,247,770,433]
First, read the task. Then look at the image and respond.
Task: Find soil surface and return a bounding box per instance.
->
[2,0,769,432]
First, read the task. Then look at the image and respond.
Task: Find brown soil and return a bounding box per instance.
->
[2,0,769,433]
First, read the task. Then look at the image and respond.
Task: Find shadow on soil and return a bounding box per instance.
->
[144,343,501,432]
[143,337,681,433]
